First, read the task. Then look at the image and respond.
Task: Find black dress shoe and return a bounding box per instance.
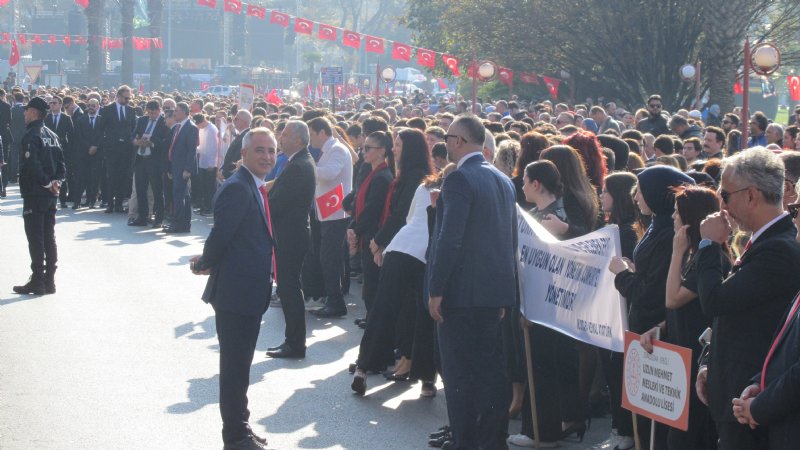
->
[249,431,267,445]
[429,426,450,439]
[87,202,96,209]
[310,305,347,317]
[150,220,162,229]
[71,203,81,210]
[104,206,114,213]
[128,218,148,226]
[164,226,190,234]
[222,435,267,450]
[114,206,125,213]
[266,343,305,358]
[351,374,366,395]
[428,434,452,448]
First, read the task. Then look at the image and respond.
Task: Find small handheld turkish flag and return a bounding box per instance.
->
[9,40,19,67]
[788,75,800,102]
[316,184,344,220]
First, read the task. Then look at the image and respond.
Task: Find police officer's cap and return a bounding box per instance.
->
[25,97,48,114]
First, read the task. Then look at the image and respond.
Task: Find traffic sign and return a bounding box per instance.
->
[321,67,343,86]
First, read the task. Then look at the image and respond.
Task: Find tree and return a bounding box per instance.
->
[120,0,135,87]
[85,0,106,88]
[148,0,163,90]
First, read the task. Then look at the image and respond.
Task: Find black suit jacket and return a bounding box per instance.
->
[221,128,248,179]
[0,99,11,153]
[70,107,84,124]
[10,103,25,147]
[100,102,137,152]
[268,149,317,251]
[750,296,800,450]
[168,119,199,175]
[132,115,170,169]
[350,165,392,242]
[697,215,800,422]
[73,114,106,159]
[44,112,74,153]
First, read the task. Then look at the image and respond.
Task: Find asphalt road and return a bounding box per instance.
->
[0,185,610,450]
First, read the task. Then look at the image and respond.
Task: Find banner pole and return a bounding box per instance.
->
[522,325,542,448]
[649,329,661,450]
[632,413,641,450]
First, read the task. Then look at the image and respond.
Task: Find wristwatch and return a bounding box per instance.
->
[698,238,714,250]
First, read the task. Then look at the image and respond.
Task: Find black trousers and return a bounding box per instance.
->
[356,252,424,372]
[75,155,103,205]
[599,348,634,437]
[359,238,380,313]
[302,218,348,309]
[22,197,57,274]
[716,421,767,450]
[134,155,164,221]
[59,150,77,204]
[195,167,217,211]
[438,307,510,450]
[276,234,309,349]
[171,171,191,229]
[215,309,261,444]
[105,150,132,207]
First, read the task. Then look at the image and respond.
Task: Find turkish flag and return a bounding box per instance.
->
[246,5,265,19]
[197,0,216,7]
[152,38,163,49]
[295,18,313,35]
[788,76,800,101]
[74,36,87,45]
[18,34,26,45]
[318,23,337,41]
[266,88,284,105]
[223,0,241,14]
[417,48,435,68]
[316,184,344,219]
[442,54,460,77]
[75,0,89,8]
[542,76,560,100]
[438,78,448,90]
[391,42,411,62]
[734,80,743,95]
[1,33,8,43]
[520,72,539,84]
[32,35,42,45]
[498,67,513,87]
[467,62,476,78]
[48,35,57,45]
[365,35,384,54]
[270,11,290,27]
[342,30,361,49]
[63,35,71,46]
[8,40,19,67]
[0,0,10,5]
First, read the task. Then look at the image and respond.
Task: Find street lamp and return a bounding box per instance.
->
[379,66,396,98]
[679,63,702,109]
[741,39,781,146]
[472,60,496,113]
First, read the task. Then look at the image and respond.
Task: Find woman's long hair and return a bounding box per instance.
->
[513,131,550,177]
[604,172,642,238]
[540,145,599,230]
[563,130,607,190]
[674,185,727,255]
[397,128,434,182]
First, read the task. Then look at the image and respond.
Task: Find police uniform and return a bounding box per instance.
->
[13,97,66,295]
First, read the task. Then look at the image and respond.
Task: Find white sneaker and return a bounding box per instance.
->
[590,429,619,449]
[305,297,326,311]
[615,436,634,450]
[507,434,558,448]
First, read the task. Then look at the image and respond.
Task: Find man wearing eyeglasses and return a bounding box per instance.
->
[100,85,137,213]
[636,94,669,137]
[694,147,800,450]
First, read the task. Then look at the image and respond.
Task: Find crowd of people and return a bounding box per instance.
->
[4,83,800,450]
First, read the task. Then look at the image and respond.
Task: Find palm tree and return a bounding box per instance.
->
[85,0,106,88]
[147,0,163,90]
[120,0,135,87]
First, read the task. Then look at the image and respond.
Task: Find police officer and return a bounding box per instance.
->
[12,97,65,295]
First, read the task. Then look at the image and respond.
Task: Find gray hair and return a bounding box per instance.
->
[242,127,276,149]
[766,122,784,136]
[722,146,785,206]
[284,120,310,147]
[235,109,253,123]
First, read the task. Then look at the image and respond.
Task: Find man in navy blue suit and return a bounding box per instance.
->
[164,102,199,233]
[190,127,276,450]
[428,115,518,450]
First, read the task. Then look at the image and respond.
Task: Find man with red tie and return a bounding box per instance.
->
[164,102,198,233]
[732,200,800,450]
[190,127,276,450]
[694,147,800,450]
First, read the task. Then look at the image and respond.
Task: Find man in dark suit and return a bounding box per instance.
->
[190,127,277,450]
[0,88,12,196]
[731,203,800,450]
[427,115,517,449]
[695,147,800,450]
[130,100,169,227]
[265,120,316,359]
[164,102,198,233]
[100,85,137,213]
[72,98,105,209]
[63,96,83,124]
[9,91,27,184]
[44,96,75,208]
[220,109,252,180]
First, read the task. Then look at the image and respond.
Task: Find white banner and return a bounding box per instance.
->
[238,83,256,112]
[517,206,628,352]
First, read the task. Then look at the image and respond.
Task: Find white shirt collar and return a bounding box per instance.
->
[457,151,483,168]
[751,211,788,243]
[241,165,266,189]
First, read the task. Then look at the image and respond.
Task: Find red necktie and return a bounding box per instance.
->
[733,239,752,266]
[761,294,800,389]
[258,185,277,281]
[168,123,182,161]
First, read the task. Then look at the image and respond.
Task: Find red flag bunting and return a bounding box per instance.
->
[32,35,42,45]
[48,34,57,45]
[342,30,361,49]
[442,54,460,77]
[270,11,290,27]
[0,0,10,6]
[75,0,89,8]
[223,0,241,14]
[197,0,216,7]
[153,37,163,49]
[520,71,539,84]
[63,35,71,46]
[295,18,313,35]
[542,76,560,99]
[246,5,265,19]
[391,42,411,62]
[75,36,87,45]
[498,67,513,87]
[1,33,9,43]
[266,88,284,105]
[365,35,384,54]
[734,80,743,95]
[789,76,800,102]
[417,48,435,68]
[18,34,26,45]
[8,39,19,66]
[318,23,337,41]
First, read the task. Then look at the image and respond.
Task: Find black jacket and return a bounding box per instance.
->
[132,115,170,169]
[697,215,800,423]
[74,114,106,158]
[221,128,248,180]
[373,168,427,248]
[44,112,74,154]
[350,165,393,242]
[18,119,66,198]
[268,149,317,251]
[100,102,136,152]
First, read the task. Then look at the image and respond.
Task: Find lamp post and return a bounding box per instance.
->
[381,66,396,98]
[679,63,702,109]
[472,60,496,114]
[741,38,780,147]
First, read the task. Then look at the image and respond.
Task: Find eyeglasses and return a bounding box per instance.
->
[789,203,800,219]
[648,104,662,109]
[364,145,383,151]
[719,187,749,203]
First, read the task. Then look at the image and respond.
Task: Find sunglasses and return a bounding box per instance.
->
[648,104,662,109]
[789,203,800,219]
[719,187,749,203]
